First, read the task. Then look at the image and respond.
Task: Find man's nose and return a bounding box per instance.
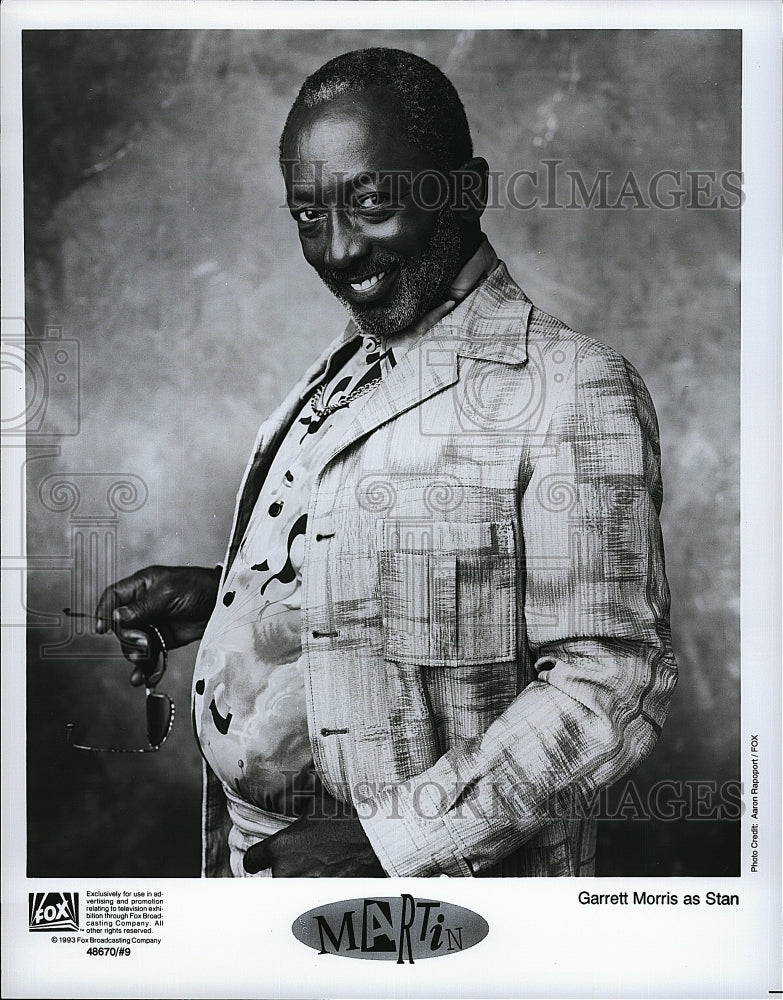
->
[324,210,368,270]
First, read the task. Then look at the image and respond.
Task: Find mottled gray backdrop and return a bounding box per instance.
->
[23,29,740,876]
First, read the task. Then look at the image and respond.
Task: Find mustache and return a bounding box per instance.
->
[320,256,401,286]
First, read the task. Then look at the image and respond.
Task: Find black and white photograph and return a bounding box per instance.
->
[2,2,780,997]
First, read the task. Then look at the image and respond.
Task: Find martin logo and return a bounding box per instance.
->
[28,892,79,932]
[292,894,488,963]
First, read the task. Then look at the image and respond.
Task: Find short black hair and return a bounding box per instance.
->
[279,47,474,171]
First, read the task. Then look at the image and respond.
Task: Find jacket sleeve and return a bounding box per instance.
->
[359,346,679,876]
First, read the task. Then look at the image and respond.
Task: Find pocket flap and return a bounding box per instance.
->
[378,521,517,666]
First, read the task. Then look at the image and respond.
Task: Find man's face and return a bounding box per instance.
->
[281,89,463,338]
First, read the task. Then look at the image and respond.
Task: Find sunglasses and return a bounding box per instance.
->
[63,610,174,753]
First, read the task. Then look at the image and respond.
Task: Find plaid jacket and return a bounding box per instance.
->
[202,261,677,877]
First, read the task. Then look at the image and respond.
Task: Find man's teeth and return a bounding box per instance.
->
[350,270,387,291]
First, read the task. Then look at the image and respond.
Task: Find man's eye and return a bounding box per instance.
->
[355,191,390,212]
[294,208,325,225]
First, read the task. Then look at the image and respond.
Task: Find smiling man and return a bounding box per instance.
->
[281,79,472,338]
[97,48,677,878]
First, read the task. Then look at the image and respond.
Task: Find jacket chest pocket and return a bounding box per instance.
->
[377,520,517,666]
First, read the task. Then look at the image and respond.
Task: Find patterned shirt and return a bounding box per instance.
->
[193,331,396,814]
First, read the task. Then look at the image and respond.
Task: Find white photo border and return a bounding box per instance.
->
[2,2,780,998]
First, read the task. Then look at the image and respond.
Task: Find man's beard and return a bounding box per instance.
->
[318,208,463,338]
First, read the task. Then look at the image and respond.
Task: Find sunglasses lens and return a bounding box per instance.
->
[146,691,173,746]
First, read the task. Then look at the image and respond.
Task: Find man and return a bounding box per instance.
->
[96,48,677,877]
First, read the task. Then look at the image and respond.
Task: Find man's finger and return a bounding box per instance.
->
[118,626,150,656]
[117,626,163,685]
[112,602,151,630]
[243,836,274,874]
[95,577,144,633]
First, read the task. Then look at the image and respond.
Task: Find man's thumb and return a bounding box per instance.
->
[243,837,273,874]
[113,602,148,626]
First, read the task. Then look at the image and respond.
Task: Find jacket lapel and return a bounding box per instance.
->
[314,326,462,473]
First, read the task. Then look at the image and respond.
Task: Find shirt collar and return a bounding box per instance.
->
[446,237,499,304]
[339,238,531,367]
[374,237,501,360]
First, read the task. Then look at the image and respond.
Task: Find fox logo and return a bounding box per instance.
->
[28,892,79,932]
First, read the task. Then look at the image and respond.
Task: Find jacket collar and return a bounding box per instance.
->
[435,259,531,366]
[337,253,531,367]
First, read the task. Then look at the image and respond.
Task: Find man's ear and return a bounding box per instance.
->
[450,157,489,222]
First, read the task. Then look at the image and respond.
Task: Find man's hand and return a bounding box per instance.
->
[243,794,386,877]
[95,565,221,685]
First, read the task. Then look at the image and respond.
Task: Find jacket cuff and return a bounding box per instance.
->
[358,783,474,877]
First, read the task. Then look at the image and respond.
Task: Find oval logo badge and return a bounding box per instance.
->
[292,894,489,963]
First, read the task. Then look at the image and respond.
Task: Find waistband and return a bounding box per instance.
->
[224,785,295,878]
